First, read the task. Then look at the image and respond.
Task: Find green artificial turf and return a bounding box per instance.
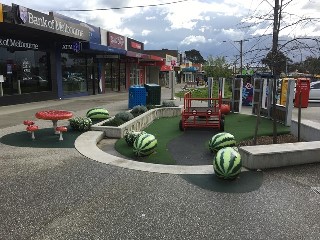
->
[225,113,291,142]
[115,117,183,164]
[1,126,82,148]
[115,113,291,165]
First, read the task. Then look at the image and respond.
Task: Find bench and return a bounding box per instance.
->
[239,141,320,169]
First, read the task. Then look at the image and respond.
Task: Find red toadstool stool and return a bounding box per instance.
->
[23,120,35,126]
[55,126,68,141]
[26,125,39,140]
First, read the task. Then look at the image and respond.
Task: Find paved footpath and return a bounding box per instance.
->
[0,86,319,239]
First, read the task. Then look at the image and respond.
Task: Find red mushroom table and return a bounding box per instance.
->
[35,110,73,134]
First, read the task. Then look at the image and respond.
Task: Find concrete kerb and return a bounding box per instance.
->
[75,131,216,175]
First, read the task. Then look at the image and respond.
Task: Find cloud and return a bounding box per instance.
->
[142,30,151,36]
[146,16,156,20]
[199,26,210,33]
[181,35,206,45]
[222,28,244,40]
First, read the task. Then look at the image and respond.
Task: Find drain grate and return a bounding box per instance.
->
[311,187,320,195]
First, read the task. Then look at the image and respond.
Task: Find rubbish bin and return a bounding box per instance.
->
[128,85,146,109]
[144,83,161,105]
[294,78,310,108]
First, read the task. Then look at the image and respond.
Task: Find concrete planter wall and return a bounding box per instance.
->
[91,107,182,138]
[290,119,320,142]
[239,119,320,169]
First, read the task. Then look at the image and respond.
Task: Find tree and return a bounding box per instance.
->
[303,57,320,75]
[184,49,205,64]
[203,56,232,79]
[261,50,290,75]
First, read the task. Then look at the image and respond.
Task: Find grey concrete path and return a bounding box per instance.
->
[0,85,320,239]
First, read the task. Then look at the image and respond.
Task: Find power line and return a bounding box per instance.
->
[53,0,190,12]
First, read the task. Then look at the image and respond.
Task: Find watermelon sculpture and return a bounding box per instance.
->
[124,130,146,147]
[86,107,109,120]
[133,133,157,156]
[209,132,236,152]
[213,147,242,179]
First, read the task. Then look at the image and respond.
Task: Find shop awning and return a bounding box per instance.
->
[126,51,149,59]
[82,42,127,55]
[181,66,198,72]
[160,65,173,71]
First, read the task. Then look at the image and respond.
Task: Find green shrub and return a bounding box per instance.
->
[124,130,146,147]
[115,111,134,122]
[161,101,177,107]
[146,104,156,110]
[102,118,126,126]
[69,117,92,131]
[131,105,148,117]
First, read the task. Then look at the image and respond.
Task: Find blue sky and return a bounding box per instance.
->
[2,0,320,67]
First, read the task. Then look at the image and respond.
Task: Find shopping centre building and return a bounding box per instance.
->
[0,2,169,106]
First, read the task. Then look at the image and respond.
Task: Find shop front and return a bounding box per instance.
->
[139,55,164,85]
[99,30,127,92]
[52,12,103,97]
[125,38,146,87]
[125,38,164,87]
[0,3,89,106]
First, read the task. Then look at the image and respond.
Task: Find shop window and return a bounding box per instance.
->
[61,53,87,95]
[0,48,51,96]
[104,61,126,92]
[130,64,140,86]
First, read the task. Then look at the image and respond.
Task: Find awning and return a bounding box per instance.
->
[126,51,149,58]
[182,66,198,72]
[82,42,127,55]
[149,55,163,61]
[160,65,173,71]
[139,61,164,67]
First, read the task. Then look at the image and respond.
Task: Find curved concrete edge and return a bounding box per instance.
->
[75,131,250,175]
[75,131,217,174]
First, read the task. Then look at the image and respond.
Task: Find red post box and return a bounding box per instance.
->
[294,78,310,108]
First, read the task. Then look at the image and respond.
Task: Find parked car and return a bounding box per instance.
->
[309,80,320,101]
[32,75,48,87]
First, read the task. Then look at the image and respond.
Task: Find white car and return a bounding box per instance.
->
[309,81,320,102]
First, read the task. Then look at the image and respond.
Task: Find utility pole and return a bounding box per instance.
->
[240,40,243,74]
[234,40,248,75]
[272,0,280,144]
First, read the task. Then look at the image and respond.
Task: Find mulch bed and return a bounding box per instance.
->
[237,133,300,147]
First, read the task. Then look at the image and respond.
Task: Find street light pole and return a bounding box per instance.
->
[234,40,248,75]
[223,40,248,75]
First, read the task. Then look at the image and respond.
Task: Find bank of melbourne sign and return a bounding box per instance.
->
[14,5,89,41]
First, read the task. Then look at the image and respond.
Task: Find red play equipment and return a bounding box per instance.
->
[179,91,225,131]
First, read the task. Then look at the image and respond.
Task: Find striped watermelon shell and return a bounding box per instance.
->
[86,108,109,120]
[133,133,157,157]
[213,147,242,179]
[124,130,146,147]
[209,132,236,152]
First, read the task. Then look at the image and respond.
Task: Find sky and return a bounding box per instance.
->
[2,0,320,67]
